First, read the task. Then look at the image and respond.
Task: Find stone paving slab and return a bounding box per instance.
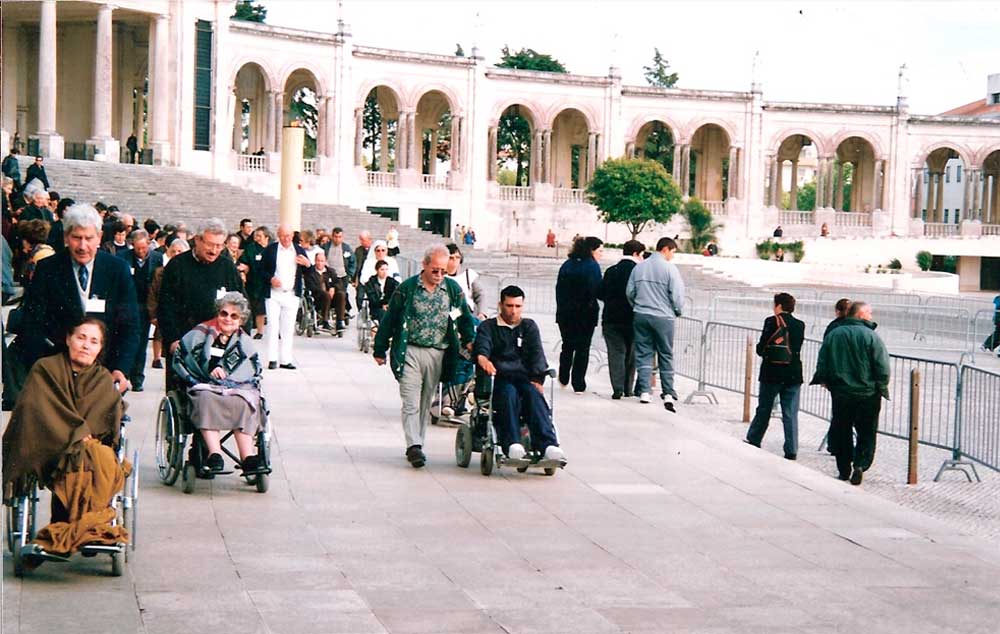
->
[3,329,1000,634]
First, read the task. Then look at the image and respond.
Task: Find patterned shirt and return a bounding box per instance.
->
[407,282,450,349]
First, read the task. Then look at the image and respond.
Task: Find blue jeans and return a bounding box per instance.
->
[746,382,800,456]
[493,377,558,454]
[633,313,676,398]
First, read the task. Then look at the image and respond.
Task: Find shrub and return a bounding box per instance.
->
[755,239,805,262]
[916,250,933,271]
[888,258,902,270]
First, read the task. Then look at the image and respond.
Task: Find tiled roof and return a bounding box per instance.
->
[939,99,1000,117]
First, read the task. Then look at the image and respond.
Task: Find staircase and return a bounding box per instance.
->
[15,156,449,256]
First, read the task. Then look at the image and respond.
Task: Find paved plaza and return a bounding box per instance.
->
[4,327,1000,634]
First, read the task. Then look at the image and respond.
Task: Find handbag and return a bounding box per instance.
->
[763,313,792,365]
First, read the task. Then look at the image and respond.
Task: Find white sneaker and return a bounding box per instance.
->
[507,443,526,460]
[544,445,565,461]
[639,392,651,403]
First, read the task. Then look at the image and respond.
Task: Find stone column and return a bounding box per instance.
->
[264,92,278,157]
[962,166,974,221]
[408,112,418,172]
[324,94,335,161]
[316,96,327,157]
[911,168,923,218]
[530,129,543,183]
[672,146,681,183]
[32,0,64,157]
[625,141,635,158]
[543,129,553,184]
[767,156,778,207]
[231,88,241,152]
[775,160,784,209]
[980,173,990,221]
[587,132,597,184]
[272,92,284,153]
[991,174,1000,224]
[353,108,363,166]
[149,14,171,164]
[680,144,691,197]
[969,169,981,220]
[727,146,738,200]
[395,115,407,170]
[834,162,844,211]
[789,159,799,210]
[934,172,945,222]
[872,159,884,211]
[450,115,461,171]
[379,121,389,171]
[487,125,498,181]
[427,129,437,175]
[815,158,826,210]
[87,3,118,160]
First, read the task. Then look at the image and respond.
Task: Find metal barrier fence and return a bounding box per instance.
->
[957,365,999,479]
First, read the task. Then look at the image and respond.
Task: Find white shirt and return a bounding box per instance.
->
[71,259,95,306]
[275,244,297,291]
[305,245,323,266]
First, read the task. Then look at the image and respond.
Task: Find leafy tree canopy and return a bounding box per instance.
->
[643,48,678,88]
[232,0,266,23]
[497,46,568,73]
[586,158,682,239]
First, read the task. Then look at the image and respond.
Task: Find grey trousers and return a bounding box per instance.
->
[603,323,635,396]
[398,345,445,449]
[633,312,676,398]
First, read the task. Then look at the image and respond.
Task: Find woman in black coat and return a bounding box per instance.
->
[554,236,603,392]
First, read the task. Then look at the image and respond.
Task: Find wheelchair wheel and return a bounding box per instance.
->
[111,551,124,577]
[455,425,472,468]
[156,395,182,486]
[295,307,306,336]
[517,466,528,473]
[255,472,269,493]
[544,467,557,476]
[181,463,196,494]
[10,489,36,577]
[480,444,494,476]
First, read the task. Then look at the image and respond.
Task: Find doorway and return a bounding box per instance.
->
[418,208,451,237]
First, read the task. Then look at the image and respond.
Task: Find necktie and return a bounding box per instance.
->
[77,265,89,290]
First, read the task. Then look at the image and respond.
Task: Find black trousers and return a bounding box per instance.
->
[130,315,150,386]
[558,321,595,392]
[602,322,635,396]
[829,392,882,476]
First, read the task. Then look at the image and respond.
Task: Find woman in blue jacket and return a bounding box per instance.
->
[555,236,603,392]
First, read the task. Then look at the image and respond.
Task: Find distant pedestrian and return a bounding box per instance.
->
[386,227,400,256]
[744,293,805,460]
[555,236,603,393]
[260,224,311,370]
[811,301,890,485]
[772,225,783,238]
[126,134,139,164]
[982,294,1000,354]
[823,298,851,340]
[627,237,685,410]
[2,149,20,190]
[598,239,644,399]
[25,156,49,190]
[546,228,556,248]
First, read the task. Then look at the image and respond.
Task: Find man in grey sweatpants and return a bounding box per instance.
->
[626,237,685,411]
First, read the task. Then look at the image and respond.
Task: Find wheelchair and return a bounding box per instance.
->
[295,291,320,338]
[455,368,566,477]
[155,388,272,495]
[5,388,138,577]
[356,297,376,353]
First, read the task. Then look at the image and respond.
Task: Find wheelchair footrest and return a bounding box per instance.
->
[22,544,72,562]
[240,466,271,476]
[79,543,125,557]
[500,457,567,470]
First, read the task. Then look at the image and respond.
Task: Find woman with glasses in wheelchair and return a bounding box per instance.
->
[171,291,265,475]
[3,317,130,563]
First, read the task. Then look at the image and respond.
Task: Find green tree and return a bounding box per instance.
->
[455,43,465,57]
[797,180,817,211]
[232,0,266,23]
[682,197,722,253]
[288,89,317,158]
[641,121,674,172]
[840,162,854,212]
[586,158,683,239]
[497,168,517,186]
[643,48,679,88]
[362,91,397,171]
[497,46,568,73]
[497,107,532,185]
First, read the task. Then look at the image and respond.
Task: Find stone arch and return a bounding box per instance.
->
[973,143,1000,168]
[830,136,881,213]
[915,143,971,223]
[278,63,326,98]
[681,117,738,146]
[491,102,540,186]
[491,99,541,129]
[978,148,1000,224]
[914,140,973,170]
[542,103,598,133]
[360,85,403,172]
[414,89,456,176]
[282,67,323,158]
[773,132,823,211]
[626,114,682,147]
[769,128,828,156]
[356,81,404,110]
[231,61,273,153]
[550,108,592,188]
[688,122,733,202]
[409,83,462,115]
[830,129,885,161]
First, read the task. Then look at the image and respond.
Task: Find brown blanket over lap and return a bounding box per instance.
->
[32,438,131,554]
[2,353,122,494]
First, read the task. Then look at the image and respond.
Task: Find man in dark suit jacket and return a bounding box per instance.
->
[259,224,310,369]
[119,229,164,391]
[745,292,806,460]
[597,239,644,399]
[16,205,139,391]
[25,156,50,190]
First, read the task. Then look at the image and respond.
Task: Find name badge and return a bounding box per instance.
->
[517,336,523,348]
[449,307,462,321]
[216,288,227,300]
[85,298,106,313]
[210,347,225,358]
[255,254,262,261]
[130,267,135,276]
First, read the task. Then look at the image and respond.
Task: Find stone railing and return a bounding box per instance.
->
[236,154,266,172]
[303,158,317,175]
[366,171,399,188]
[704,200,726,215]
[924,222,959,237]
[779,210,814,225]
[553,188,587,204]
[834,211,872,227]
[981,224,1000,236]
[498,185,533,201]
[421,174,447,190]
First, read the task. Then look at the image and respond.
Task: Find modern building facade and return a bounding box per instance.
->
[3,0,1000,260]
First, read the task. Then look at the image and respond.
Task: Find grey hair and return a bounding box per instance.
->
[198,217,227,237]
[171,238,190,251]
[128,229,150,244]
[422,243,450,265]
[63,203,104,235]
[215,291,251,323]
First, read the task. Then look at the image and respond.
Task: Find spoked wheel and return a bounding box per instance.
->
[480,445,494,476]
[181,463,196,494]
[295,307,306,336]
[156,396,181,486]
[11,492,35,577]
[455,425,472,468]
[544,467,557,476]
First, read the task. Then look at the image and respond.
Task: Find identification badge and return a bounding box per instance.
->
[517,336,523,348]
[85,298,106,313]
[130,267,135,276]
[255,254,262,261]
[449,307,462,320]
[216,288,227,300]
[210,347,225,357]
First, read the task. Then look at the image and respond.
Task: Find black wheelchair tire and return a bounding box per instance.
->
[111,551,124,577]
[455,425,472,468]
[181,464,196,494]
[480,445,494,476]
[544,467,557,476]
[156,396,182,486]
[255,472,269,493]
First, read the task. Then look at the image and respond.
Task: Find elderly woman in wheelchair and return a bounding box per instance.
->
[167,291,269,490]
[3,318,133,575]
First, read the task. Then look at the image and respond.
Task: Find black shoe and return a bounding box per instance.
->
[241,455,263,474]
[280,363,297,370]
[837,471,850,481]
[206,453,225,473]
[743,439,760,448]
[151,358,163,369]
[784,453,797,461]
[664,401,676,413]
[611,392,623,400]
[268,361,278,370]
[336,321,345,331]
[253,333,264,340]
[850,466,863,485]
[406,445,426,468]
[132,383,144,393]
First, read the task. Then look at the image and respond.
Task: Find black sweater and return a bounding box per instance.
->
[473,317,548,383]
[598,258,637,327]
[756,312,805,385]
[157,250,244,346]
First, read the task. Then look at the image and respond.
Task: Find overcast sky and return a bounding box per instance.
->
[261,0,1000,114]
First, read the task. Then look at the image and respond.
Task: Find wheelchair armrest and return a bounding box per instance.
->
[545,368,557,378]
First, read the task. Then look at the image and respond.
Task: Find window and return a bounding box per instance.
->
[945,167,950,183]
[924,168,930,179]
[957,165,962,182]
[193,20,214,151]
[992,92,1000,105]
[944,209,949,223]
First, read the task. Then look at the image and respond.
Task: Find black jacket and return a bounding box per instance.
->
[598,258,637,327]
[364,275,399,319]
[260,242,309,297]
[118,248,164,307]
[555,257,602,327]
[755,312,805,385]
[25,163,49,190]
[16,250,140,374]
[19,204,53,223]
[473,317,548,384]
[157,250,244,347]
[823,316,847,340]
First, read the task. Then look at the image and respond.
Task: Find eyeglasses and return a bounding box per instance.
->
[427,268,446,275]
[218,310,240,319]
[375,248,387,252]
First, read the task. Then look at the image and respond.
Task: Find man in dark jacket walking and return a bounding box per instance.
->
[598,240,644,399]
[745,293,805,459]
[555,236,603,392]
[119,229,164,391]
[811,301,890,485]
[25,156,50,190]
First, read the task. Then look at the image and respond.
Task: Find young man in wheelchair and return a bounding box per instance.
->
[473,285,565,462]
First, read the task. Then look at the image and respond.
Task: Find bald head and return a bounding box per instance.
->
[277,224,294,248]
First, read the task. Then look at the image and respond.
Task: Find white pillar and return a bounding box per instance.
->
[33,0,64,158]
[727,146,738,199]
[587,132,597,184]
[543,129,553,184]
[88,3,119,161]
[316,96,327,157]
[149,14,171,164]
[264,92,277,156]
[487,125,498,181]
[789,159,799,210]
[872,159,884,211]
[396,114,408,171]
[272,91,284,153]
[353,107,363,167]
[408,112,418,172]
[379,121,389,171]
[324,94,335,160]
